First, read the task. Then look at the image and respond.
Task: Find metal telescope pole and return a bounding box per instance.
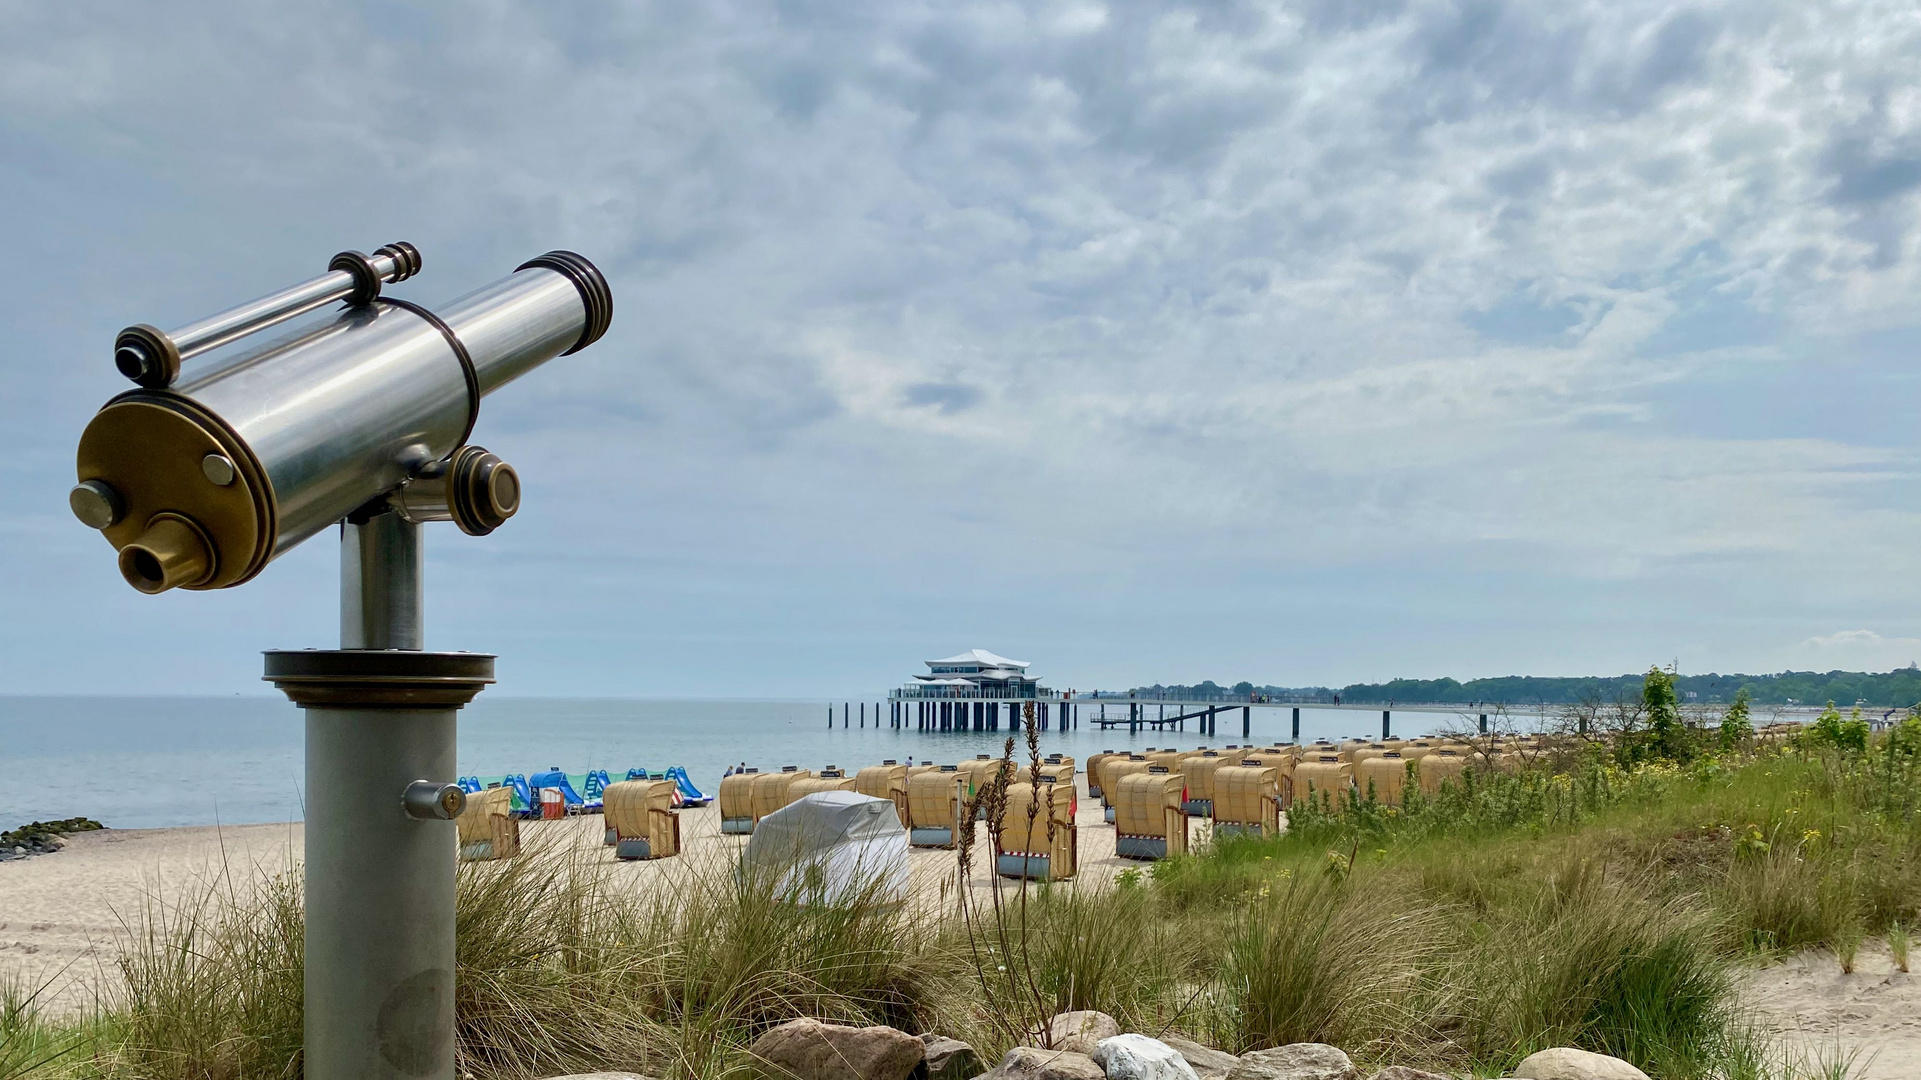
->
[267,510,489,1080]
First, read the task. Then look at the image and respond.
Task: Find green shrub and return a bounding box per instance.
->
[1802,705,1869,754]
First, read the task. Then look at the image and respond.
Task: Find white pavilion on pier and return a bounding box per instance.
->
[904,648,1041,699]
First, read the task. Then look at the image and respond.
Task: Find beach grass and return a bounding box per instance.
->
[9,732,1915,1080]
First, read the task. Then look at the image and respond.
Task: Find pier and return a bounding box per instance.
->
[861,648,1570,741]
[884,689,1512,740]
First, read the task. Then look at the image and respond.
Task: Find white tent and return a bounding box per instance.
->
[742,791,910,905]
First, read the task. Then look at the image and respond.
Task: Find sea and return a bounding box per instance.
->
[0,696,1437,831]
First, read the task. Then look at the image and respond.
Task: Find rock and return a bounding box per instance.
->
[983,1047,1108,1080]
[1224,1044,1360,1080]
[748,1018,925,1080]
[1092,1034,1200,1080]
[1041,1012,1122,1055]
[1511,1048,1649,1080]
[1367,1069,1451,1080]
[1160,1038,1238,1080]
[921,1035,982,1080]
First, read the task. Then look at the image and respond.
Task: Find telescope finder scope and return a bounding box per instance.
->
[73,245,612,593]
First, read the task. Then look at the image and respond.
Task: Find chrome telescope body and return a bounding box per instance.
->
[73,245,612,593]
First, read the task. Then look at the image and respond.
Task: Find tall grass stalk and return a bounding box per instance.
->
[116,868,304,1079]
[1,977,97,1080]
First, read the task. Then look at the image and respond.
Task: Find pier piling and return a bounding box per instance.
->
[1382,709,1391,739]
[1291,707,1300,741]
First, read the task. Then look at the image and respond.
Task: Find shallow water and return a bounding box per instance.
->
[0,696,1451,829]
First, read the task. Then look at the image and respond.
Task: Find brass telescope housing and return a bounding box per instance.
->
[72,244,611,593]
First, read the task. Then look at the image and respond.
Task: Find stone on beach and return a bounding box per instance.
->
[982,1047,1109,1080]
[1511,1048,1650,1080]
[1223,1043,1362,1080]
[1160,1036,1240,1080]
[747,1018,924,1080]
[1366,1068,1451,1080]
[921,1034,983,1080]
[1092,1033,1200,1080]
[1040,1011,1122,1055]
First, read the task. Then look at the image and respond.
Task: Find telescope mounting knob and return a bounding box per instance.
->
[69,480,125,530]
[387,445,521,535]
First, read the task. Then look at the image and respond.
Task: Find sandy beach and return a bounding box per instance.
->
[6,781,1918,1076]
[0,776,1146,1015]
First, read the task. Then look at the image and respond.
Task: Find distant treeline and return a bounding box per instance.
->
[1134,669,1921,709]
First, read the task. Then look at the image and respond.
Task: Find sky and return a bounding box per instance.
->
[3,0,1921,699]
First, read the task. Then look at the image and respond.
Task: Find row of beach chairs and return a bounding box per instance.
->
[455,735,1532,875]
[455,775,688,863]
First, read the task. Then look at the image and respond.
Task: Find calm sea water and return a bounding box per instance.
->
[0,696,1439,830]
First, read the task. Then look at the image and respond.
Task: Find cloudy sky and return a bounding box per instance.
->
[3,0,1920,698]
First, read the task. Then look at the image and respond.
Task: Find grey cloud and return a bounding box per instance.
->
[2,0,1920,696]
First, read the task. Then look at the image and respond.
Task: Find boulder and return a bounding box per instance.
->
[1224,1044,1361,1080]
[983,1047,1108,1080]
[1511,1049,1648,1080]
[1367,1069,1451,1080]
[748,1018,925,1080]
[1161,1037,1239,1080]
[1041,1012,1122,1055]
[1092,1034,1200,1080]
[921,1035,983,1080]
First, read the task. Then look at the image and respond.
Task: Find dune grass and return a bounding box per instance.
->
[8,736,1911,1080]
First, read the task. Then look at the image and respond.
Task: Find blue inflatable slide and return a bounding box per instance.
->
[581,769,611,810]
[666,766,710,806]
[529,767,586,812]
[503,774,534,817]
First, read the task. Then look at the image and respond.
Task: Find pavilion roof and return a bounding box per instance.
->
[926,648,1030,669]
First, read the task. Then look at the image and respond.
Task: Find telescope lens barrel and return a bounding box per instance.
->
[76,250,611,592]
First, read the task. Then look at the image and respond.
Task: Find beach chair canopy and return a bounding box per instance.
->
[742,791,909,905]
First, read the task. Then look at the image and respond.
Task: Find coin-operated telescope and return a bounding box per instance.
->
[72,242,609,595]
[69,243,611,1080]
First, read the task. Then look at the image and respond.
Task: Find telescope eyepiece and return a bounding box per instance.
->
[117,513,215,594]
[113,325,183,388]
[114,345,149,380]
